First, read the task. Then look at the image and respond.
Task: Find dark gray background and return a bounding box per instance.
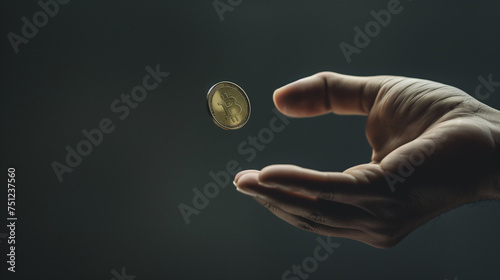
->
[1,0,499,279]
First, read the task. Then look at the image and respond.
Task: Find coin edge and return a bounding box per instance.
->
[206,81,251,130]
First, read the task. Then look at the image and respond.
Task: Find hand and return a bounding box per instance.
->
[234,72,500,248]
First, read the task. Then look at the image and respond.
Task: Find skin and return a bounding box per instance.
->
[234,72,500,249]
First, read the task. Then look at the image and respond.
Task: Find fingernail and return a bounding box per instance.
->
[281,105,288,114]
[236,187,257,197]
[233,181,238,188]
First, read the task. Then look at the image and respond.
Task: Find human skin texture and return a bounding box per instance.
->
[234,72,500,249]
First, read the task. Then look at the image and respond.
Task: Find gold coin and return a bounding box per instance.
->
[207,81,250,130]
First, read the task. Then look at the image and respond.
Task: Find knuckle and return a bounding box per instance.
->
[315,71,332,79]
[317,191,336,201]
[262,202,280,213]
[294,219,317,233]
[307,211,325,224]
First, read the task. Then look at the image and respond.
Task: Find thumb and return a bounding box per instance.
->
[273,72,387,117]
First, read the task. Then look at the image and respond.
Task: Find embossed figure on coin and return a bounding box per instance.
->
[207,81,251,130]
[218,92,242,122]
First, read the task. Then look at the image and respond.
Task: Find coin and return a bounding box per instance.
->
[207,81,250,130]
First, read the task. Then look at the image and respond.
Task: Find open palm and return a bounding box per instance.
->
[235,72,500,248]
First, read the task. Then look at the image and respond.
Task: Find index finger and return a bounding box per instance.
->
[256,164,383,205]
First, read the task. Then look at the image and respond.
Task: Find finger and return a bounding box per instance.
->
[273,72,387,117]
[236,172,372,230]
[258,164,384,205]
[237,173,368,234]
[234,169,259,184]
[235,169,317,200]
[255,196,366,240]
[237,173,398,248]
